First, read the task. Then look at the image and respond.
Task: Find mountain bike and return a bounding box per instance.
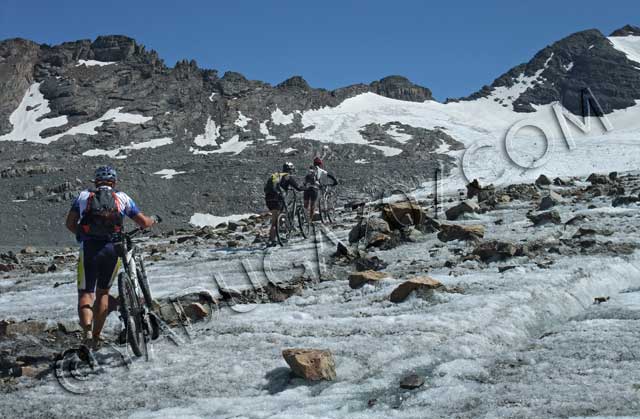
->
[318,184,338,224]
[276,190,310,246]
[113,224,160,359]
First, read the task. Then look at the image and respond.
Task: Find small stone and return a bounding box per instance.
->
[349,270,387,289]
[473,240,518,262]
[282,348,336,381]
[390,276,443,303]
[400,374,425,389]
[184,302,209,319]
[57,321,83,334]
[20,246,36,255]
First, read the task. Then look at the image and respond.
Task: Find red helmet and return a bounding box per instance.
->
[313,157,323,167]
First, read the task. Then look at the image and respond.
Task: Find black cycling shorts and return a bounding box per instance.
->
[303,188,319,202]
[265,193,284,211]
[77,240,121,292]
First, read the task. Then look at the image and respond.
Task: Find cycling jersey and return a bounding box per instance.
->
[71,186,140,242]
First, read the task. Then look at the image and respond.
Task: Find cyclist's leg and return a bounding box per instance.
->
[92,242,120,341]
[309,188,319,220]
[77,241,97,338]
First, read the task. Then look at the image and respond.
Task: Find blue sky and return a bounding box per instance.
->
[0,1,637,100]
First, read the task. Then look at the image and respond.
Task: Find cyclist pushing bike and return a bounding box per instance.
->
[303,157,338,222]
[264,162,307,247]
[65,165,158,351]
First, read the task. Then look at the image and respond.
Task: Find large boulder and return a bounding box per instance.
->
[538,190,564,211]
[282,348,336,381]
[527,210,562,226]
[381,201,426,230]
[437,224,484,242]
[445,199,480,220]
[472,240,518,262]
[535,174,552,186]
[389,276,443,303]
[348,270,388,289]
[349,217,391,244]
[466,179,495,202]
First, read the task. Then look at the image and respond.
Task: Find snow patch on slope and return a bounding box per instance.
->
[190,135,251,155]
[271,107,296,125]
[189,212,257,227]
[0,84,152,144]
[83,137,173,158]
[154,169,186,179]
[234,111,251,131]
[76,59,116,67]
[0,83,67,143]
[194,117,220,147]
[609,35,640,65]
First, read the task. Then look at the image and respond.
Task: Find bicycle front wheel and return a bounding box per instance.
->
[136,257,159,340]
[118,272,145,357]
[297,206,311,239]
[276,213,291,246]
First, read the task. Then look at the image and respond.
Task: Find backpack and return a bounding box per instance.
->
[264,172,288,195]
[79,188,123,238]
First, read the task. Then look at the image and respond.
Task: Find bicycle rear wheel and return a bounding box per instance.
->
[325,190,337,224]
[297,206,310,238]
[118,272,145,357]
[276,213,291,246]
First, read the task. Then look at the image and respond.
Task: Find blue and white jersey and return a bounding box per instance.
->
[71,186,140,242]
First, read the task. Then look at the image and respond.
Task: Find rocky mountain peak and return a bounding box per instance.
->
[277,76,311,90]
[370,75,433,102]
[458,27,640,114]
[610,24,640,37]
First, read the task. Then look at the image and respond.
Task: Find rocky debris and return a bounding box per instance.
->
[466,179,496,202]
[527,210,561,226]
[389,276,443,303]
[0,263,16,272]
[587,173,611,185]
[399,374,425,389]
[217,276,306,305]
[535,174,552,186]
[437,224,484,242]
[564,214,590,228]
[349,217,391,244]
[538,190,564,210]
[0,320,49,337]
[593,296,610,304]
[612,195,639,207]
[503,183,540,201]
[498,265,517,273]
[609,171,618,182]
[282,348,336,381]
[57,320,83,334]
[20,246,37,255]
[184,303,209,319]
[381,201,426,229]
[348,270,388,289]
[353,255,388,272]
[472,240,521,262]
[572,227,613,239]
[553,177,572,186]
[445,199,480,220]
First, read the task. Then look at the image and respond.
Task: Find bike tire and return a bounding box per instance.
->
[136,259,159,340]
[325,190,337,224]
[276,213,290,246]
[118,272,144,357]
[297,206,310,238]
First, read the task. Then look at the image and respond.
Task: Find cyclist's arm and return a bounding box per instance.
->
[65,210,80,235]
[132,213,155,229]
[327,173,338,186]
[289,177,307,192]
